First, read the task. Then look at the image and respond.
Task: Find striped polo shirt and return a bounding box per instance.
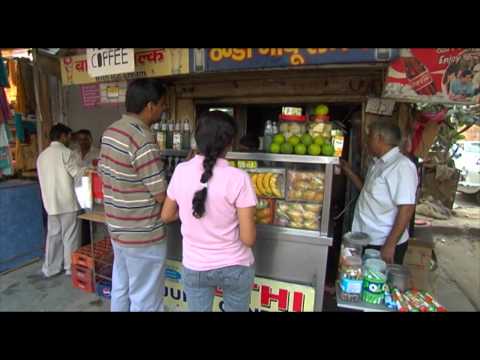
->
[99,114,166,247]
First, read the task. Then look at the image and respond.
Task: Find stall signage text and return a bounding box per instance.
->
[87,48,135,78]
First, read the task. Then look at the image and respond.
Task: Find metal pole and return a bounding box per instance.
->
[31,48,44,153]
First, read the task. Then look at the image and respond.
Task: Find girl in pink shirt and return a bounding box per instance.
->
[161,111,257,312]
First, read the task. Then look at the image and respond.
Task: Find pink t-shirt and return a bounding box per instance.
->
[167,155,257,271]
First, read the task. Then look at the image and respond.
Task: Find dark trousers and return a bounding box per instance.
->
[364,241,409,265]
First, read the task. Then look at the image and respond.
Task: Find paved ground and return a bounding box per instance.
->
[426,192,480,311]
[0,260,110,312]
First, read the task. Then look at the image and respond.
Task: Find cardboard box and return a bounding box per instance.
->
[404,238,434,292]
[406,265,433,292]
[404,238,433,270]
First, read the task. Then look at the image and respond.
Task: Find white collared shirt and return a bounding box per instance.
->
[36,141,86,215]
[72,146,100,168]
[352,147,418,246]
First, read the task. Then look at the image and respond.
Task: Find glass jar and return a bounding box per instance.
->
[386,264,410,292]
[339,255,363,303]
[363,248,381,262]
[341,232,370,260]
[362,258,387,305]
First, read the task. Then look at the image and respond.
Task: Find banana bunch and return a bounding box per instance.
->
[250,172,283,198]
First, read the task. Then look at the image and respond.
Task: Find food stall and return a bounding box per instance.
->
[61,48,437,311]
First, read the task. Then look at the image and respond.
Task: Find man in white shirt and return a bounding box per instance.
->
[37,124,88,277]
[341,120,418,264]
[72,129,100,168]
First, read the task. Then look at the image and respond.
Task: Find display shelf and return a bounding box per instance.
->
[226,152,339,165]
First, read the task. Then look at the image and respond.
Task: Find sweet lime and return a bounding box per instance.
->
[322,143,335,156]
[301,134,313,146]
[314,104,329,116]
[273,133,286,145]
[270,143,281,153]
[294,143,307,155]
[287,135,300,146]
[308,144,322,156]
[280,143,293,154]
[314,136,325,147]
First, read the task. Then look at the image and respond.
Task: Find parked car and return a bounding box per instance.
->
[453,141,480,203]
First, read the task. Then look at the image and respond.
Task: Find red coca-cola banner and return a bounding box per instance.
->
[383,48,480,105]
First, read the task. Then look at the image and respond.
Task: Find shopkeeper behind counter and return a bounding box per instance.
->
[71,129,100,168]
[340,120,418,265]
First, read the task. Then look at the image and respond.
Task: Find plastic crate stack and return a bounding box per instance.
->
[71,238,113,298]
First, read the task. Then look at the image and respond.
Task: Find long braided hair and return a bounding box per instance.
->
[192,111,237,218]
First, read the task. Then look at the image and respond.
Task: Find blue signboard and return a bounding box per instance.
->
[189,48,399,73]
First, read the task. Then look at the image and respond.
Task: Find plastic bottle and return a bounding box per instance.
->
[173,122,183,151]
[157,120,167,151]
[182,119,191,150]
[167,120,175,149]
[272,121,278,136]
[263,120,273,152]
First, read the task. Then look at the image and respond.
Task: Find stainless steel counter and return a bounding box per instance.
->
[166,222,331,311]
[163,150,336,311]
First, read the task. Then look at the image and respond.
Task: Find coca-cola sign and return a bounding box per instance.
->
[383,48,480,105]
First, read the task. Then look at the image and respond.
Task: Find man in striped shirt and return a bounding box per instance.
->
[99,79,168,312]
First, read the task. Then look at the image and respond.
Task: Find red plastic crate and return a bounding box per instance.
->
[71,238,113,270]
[72,251,112,270]
[71,265,95,293]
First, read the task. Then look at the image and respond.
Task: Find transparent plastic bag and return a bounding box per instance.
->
[274,200,321,230]
[286,170,325,202]
[255,198,275,225]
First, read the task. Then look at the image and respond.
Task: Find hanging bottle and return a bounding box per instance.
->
[157,120,167,151]
[173,122,183,151]
[263,120,273,152]
[167,120,175,149]
[182,119,191,150]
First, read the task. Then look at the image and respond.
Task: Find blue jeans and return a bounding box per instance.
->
[111,241,167,312]
[182,265,255,312]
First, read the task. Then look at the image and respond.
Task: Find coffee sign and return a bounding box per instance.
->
[86,48,135,78]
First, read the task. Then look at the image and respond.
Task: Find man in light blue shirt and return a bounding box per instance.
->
[340,121,418,264]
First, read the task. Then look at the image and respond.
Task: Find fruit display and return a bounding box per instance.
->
[236,160,258,169]
[309,121,332,140]
[248,169,285,199]
[269,113,336,157]
[321,142,335,156]
[274,201,321,230]
[278,120,306,140]
[286,170,325,203]
[255,198,275,225]
[314,104,329,116]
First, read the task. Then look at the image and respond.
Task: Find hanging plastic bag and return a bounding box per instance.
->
[74,175,93,210]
